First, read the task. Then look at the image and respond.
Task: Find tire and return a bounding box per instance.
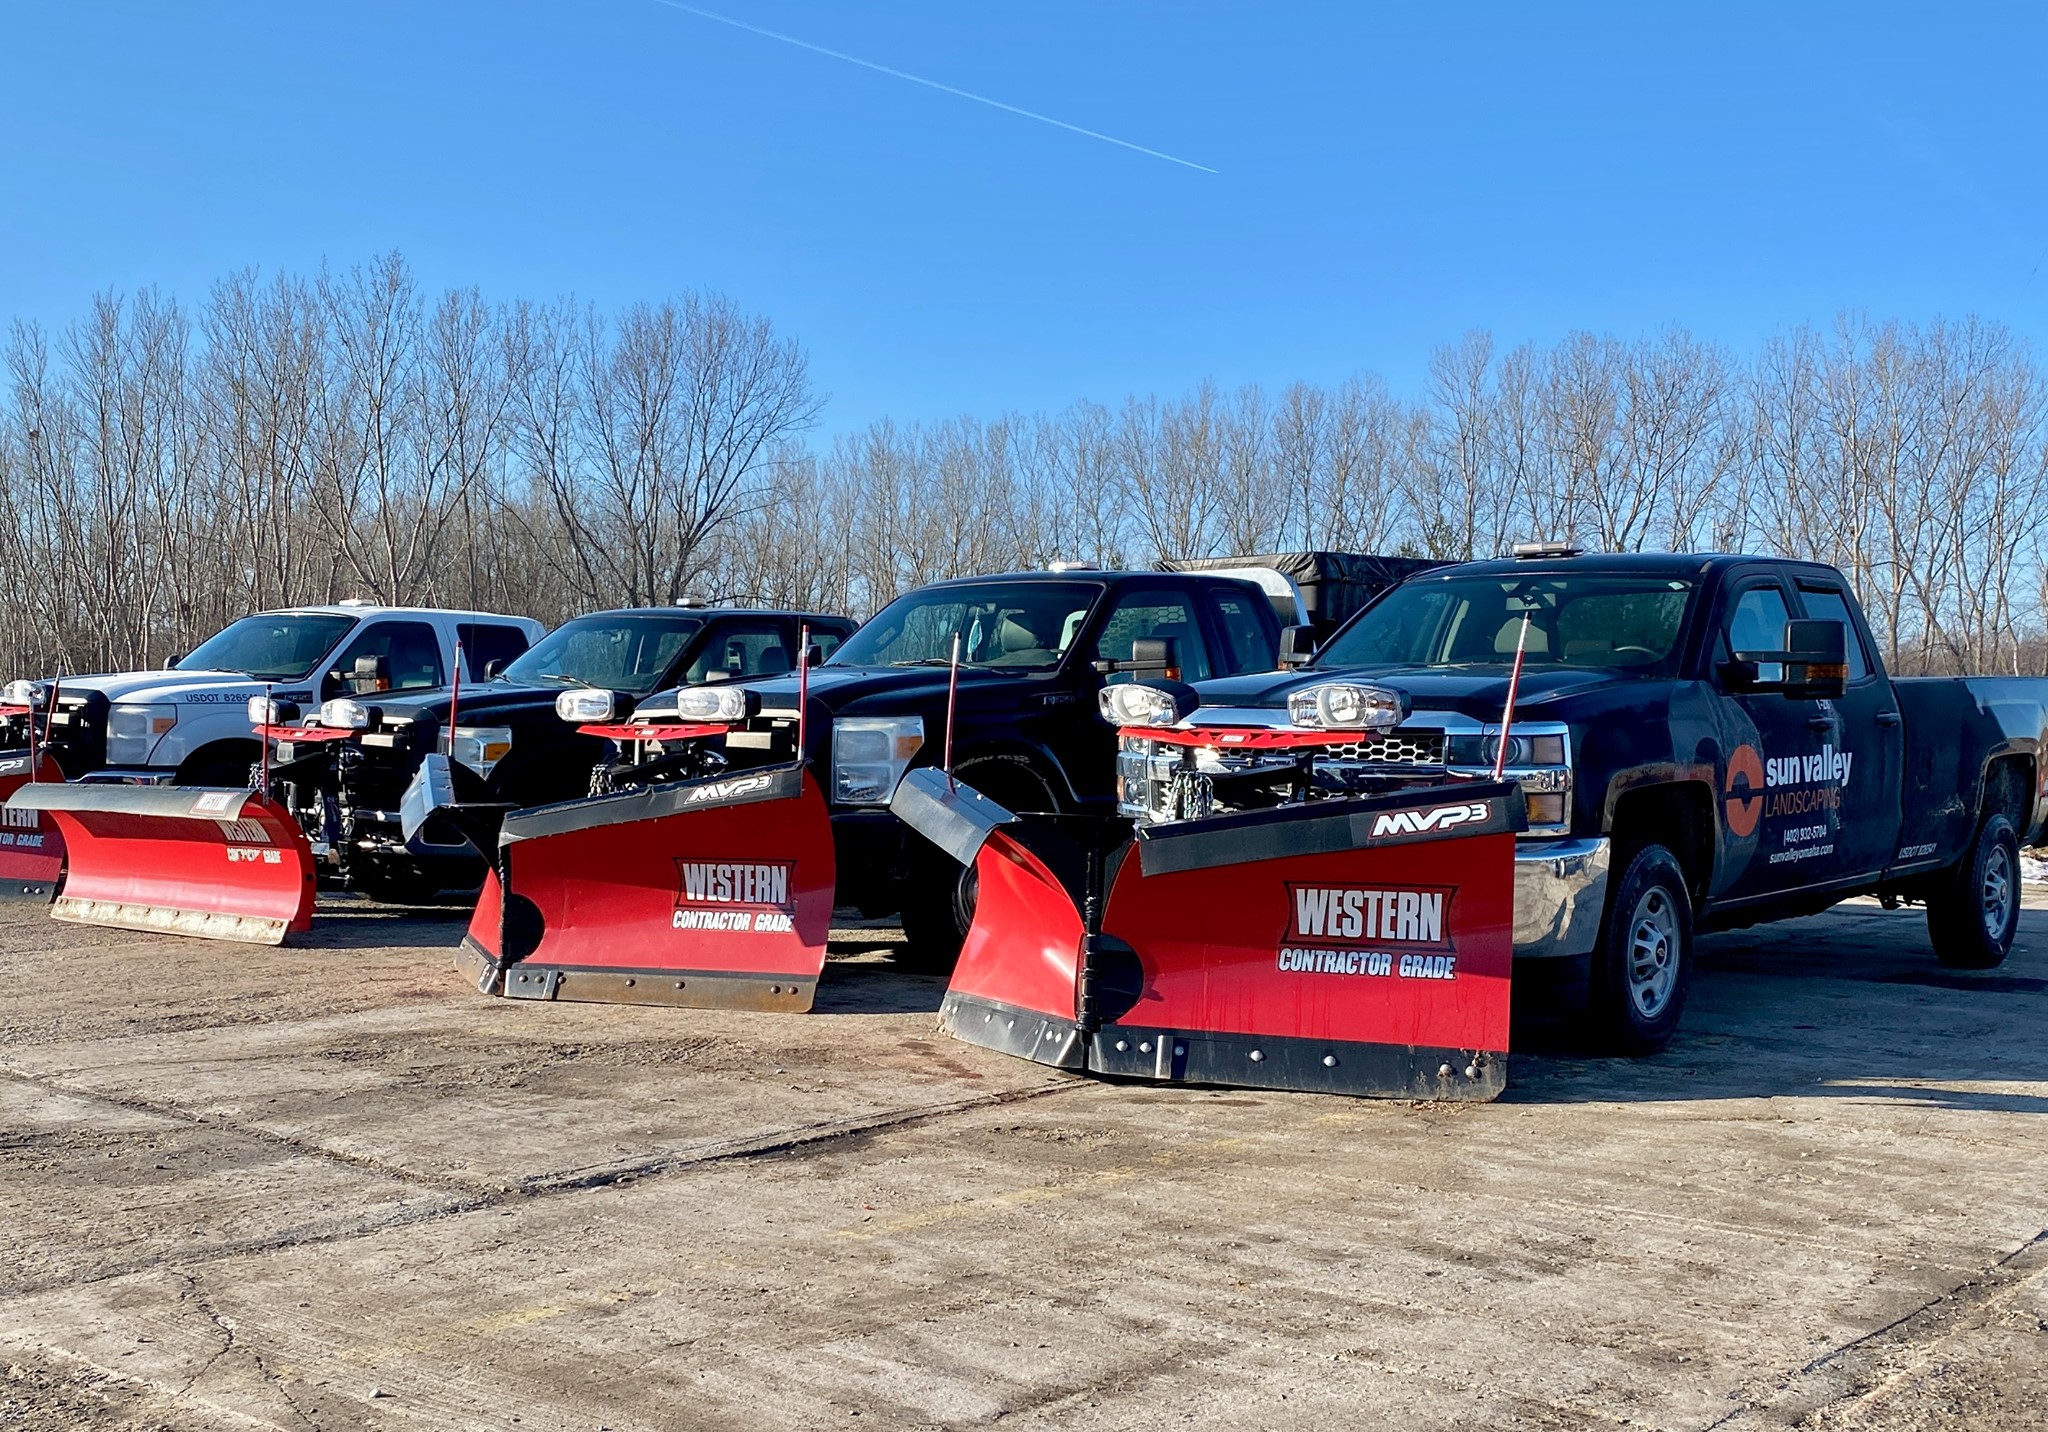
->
[352,862,456,907]
[1926,813,2019,970]
[893,758,1053,973]
[895,834,976,973]
[1585,843,1694,1056]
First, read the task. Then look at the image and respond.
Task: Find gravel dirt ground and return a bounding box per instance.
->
[2,892,2044,1431]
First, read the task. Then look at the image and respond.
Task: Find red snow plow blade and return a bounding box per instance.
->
[459,761,836,1011]
[4,784,314,944]
[0,751,67,901]
[893,768,1520,1099]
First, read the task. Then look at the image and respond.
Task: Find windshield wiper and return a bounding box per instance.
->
[890,658,965,668]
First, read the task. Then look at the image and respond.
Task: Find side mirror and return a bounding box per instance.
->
[482,658,506,680]
[342,655,391,695]
[163,652,185,670]
[1278,625,1316,667]
[803,644,825,668]
[1092,636,1181,680]
[1725,619,1847,700]
[1783,618,1848,700]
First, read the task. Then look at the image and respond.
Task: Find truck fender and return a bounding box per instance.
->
[1601,768,1718,903]
[949,740,1074,812]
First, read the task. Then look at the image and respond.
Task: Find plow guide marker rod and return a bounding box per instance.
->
[933,780,1523,1099]
[462,760,835,1011]
[6,784,314,943]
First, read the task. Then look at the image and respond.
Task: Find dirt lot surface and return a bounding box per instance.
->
[2,894,2045,1431]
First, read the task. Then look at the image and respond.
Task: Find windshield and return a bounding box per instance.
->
[177,613,358,682]
[1317,574,1696,677]
[500,614,703,693]
[831,581,1103,671]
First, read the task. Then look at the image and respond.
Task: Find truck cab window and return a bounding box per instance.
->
[457,623,532,680]
[1724,586,1792,659]
[331,622,444,693]
[1095,593,1213,683]
[1210,591,1277,674]
[686,623,797,683]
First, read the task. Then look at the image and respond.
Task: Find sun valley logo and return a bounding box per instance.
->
[672,860,797,933]
[1724,741,1855,839]
[1278,884,1459,980]
[1369,801,1490,839]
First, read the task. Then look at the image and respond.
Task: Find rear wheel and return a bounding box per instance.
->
[1585,843,1693,1055]
[1927,813,2019,970]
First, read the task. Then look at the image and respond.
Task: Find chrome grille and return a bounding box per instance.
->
[1326,728,1445,766]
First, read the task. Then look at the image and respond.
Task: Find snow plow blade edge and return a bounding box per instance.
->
[463,761,835,1012]
[6,783,314,944]
[934,782,1522,1100]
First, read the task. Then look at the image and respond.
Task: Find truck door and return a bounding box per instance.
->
[1713,576,1828,903]
[1792,580,1901,880]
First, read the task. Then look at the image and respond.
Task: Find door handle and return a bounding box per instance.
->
[1807,716,1833,732]
[1875,710,1901,727]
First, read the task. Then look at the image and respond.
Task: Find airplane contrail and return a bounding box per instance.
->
[647,0,1218,175]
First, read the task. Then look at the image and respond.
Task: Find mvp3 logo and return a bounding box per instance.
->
[1370,800,1491,839]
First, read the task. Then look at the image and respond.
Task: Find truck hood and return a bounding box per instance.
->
[44,670,320,708]
[1195,665,1627,723]
[646,664,1051,718]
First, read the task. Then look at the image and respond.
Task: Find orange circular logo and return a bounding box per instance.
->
[1724,744,1763,838]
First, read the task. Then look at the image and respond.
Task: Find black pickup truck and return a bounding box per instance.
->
[613,569,1296,959]
[1114,550,2048,1052]
[262,605,853,901]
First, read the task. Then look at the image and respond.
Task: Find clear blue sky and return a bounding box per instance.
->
[2,1,2042,432]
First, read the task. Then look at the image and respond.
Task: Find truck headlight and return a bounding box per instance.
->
[247,696,302,725]
[1098,682,1195,728]
[555,688,617,723]
[448,725,515,777]
[675,685,753,724]
[2,680,46,709]
[1286,682,1407,731]
[318,698,372,730]
[106,703,178,764]
[831,716,923,805]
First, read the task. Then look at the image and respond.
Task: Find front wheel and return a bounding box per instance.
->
[895,835,976,973]
[1585,843,1694,1055]
[1926,813,2019,970]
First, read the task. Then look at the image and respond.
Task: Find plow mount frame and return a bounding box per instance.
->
[895,768,1523,1100]
[5,782,315,943]
[461,758,837,1012]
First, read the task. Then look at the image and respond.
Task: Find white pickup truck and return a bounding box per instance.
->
[0,604,543,786]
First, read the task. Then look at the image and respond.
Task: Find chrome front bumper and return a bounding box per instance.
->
[1512,836,1611,959]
